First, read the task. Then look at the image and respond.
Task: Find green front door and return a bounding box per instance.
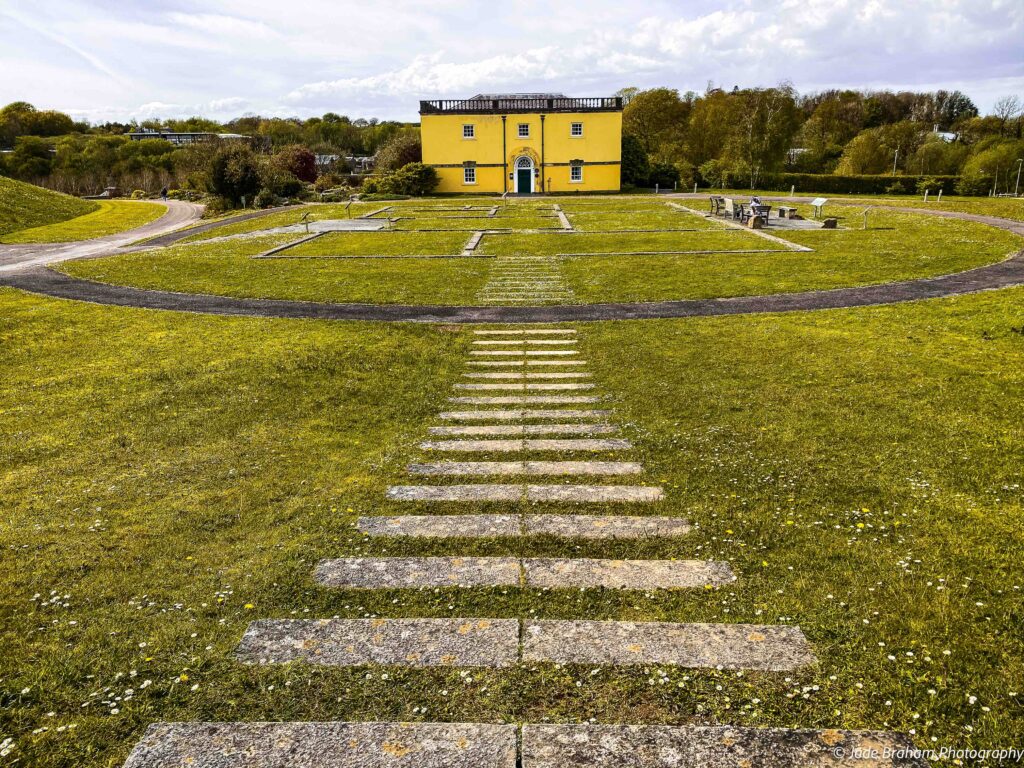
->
[517,168,532,193]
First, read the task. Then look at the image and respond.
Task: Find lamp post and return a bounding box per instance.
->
[1015,158,1023,197]
[892,146,899,176]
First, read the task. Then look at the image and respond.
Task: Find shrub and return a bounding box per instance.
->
[253,188,277,209]
[620,134,649,187]
[915,176,944,195]
[955,173,993,197]
[272,145,317,183]
[207,144,261,204]
[258,164,303,197]
[372,163,438,197]
[647,162,680,189]
[374,134,422,174]
[130,189,146,199]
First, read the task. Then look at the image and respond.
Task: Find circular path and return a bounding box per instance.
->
[1,202,1022,324]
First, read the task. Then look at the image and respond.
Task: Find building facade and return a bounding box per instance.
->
[419,94,622,194]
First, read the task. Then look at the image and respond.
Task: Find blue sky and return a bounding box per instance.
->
[1,0,1021,123]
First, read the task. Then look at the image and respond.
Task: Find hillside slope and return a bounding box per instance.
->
[0,176,98,238]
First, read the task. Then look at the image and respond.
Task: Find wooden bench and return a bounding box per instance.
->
[709,196,726,215]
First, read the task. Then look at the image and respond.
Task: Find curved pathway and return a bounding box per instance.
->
[0,200,204,274]
[1,203,1022,323]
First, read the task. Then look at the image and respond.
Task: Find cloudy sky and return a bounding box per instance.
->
[1,0,1021,123]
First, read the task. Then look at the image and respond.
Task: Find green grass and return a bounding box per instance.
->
[563,210,1022,302]
[1,286,1022,765]
[60,236,490,304]
[180,203,381,243]
[566,208,725,231]
[1,200,167,243]
[60,201,1021,306]
[393,215,561,231]
[480,229,771,256]
[281,231,470,257]
[0,176,98,239]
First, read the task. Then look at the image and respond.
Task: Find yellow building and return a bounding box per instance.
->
[419,93,623,194]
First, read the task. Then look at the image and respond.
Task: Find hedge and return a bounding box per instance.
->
[714,173,985,196]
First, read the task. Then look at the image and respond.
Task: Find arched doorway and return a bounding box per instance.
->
[514,156,534,194]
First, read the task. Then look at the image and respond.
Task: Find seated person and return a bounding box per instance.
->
[750,195,763,208]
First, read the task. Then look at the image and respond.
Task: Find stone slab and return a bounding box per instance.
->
[387,484,521,501]
[473,329,575,335]
[448,396,601,404]
[409,461,643,476]
[420,438,630,452]
[521,621,815,670]
[521,724,924,767]
[454,383,595,390]
[524,559,734,589]
[526,515,691,538]
[315,557,521,588]
[357,515,520,537]
[429,424,615,436]
[463,372,591,379]
[236,618,519,667]
[472,340,577,345]
[438,409,610,420]
[468,352,577,358]
[466,361,586,367]
[123,721,517,768]
[526,485,664,502]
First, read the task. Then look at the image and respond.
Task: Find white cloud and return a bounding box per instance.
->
[1,0,1021,121]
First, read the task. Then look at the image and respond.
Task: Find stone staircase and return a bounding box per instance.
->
[122,325,923,767]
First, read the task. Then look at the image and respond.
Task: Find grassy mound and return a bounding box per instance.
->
[0,176,98,239]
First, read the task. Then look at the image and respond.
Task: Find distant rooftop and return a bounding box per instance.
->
[420,94,621,115]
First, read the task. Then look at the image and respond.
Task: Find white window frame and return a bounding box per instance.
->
[463,166,477,185]
[462,123,475,139]
[570,122,583,137]
[570,164,583,183]
[517,123,530,138]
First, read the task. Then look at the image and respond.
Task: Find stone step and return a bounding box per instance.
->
[448,396,601,405]
[419,438,632,452]
[315,557,520,588]
[472,340,577,345]
[454,383,595,391]
[428,423,617,436]
[315,557,734,589]
[463,372,592,379]
[121,722,922,768]
[467,360,586,367]
[520,724,925,767]
[236,619,810,670]
[357,514,692,539]
[408,460,643,475]
[522,621,815,670]
[438,409,611,420]
[469,350,578,356]
[236,618,519,667]
[473,329,576,335]
[122,721,518,768]
[386,484,663,502]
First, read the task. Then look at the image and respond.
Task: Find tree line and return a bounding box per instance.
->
[2,86,1022,199]
[617,86,1023,194]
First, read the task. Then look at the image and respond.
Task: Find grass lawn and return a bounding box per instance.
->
[563,209,1023,302]
[179,203,382,243]
[280,231,470,257]
[59,202,1021,306]
[61,236,490,304]
[0,176,98,239]
[1,286,1022,766]
[1,200,166,244]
